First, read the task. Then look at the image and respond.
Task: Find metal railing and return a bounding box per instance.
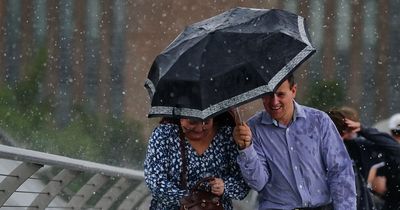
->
[0,144,150,210]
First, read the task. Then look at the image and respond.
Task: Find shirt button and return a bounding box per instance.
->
[290,147,294,151]
[299,184,303,189]
[294,166,298,170]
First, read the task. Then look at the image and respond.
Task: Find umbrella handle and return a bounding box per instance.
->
[232,107,243,125]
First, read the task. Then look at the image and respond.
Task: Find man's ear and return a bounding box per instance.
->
[291,84,297,97]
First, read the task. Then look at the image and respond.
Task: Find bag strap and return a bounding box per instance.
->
[179,129,215,191]
[179,129,188,189]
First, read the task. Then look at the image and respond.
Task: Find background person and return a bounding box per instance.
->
[144,112,249,210]
[367,113,400,201]
[339,111,400,210]
[328,107,384,180]
[370,112,400,210]
[327,107,384,210]
[388,113,400,143]
[233,74,356,210]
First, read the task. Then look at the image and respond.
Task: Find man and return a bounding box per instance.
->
[233,75,356,210]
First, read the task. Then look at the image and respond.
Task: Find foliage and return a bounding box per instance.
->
[73,110,146,168]
[302,79,345,111]
[15,48,47,110]
[0,47,146,169]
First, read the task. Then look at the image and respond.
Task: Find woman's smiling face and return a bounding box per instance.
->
[180,118,214,140]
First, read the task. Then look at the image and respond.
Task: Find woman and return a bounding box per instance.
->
[144,111,249,210]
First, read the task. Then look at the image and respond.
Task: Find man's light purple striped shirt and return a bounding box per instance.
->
[237,102,356,210]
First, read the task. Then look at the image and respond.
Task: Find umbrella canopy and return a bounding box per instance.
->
[145,7,315,120]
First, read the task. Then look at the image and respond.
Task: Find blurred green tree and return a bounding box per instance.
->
[0,47,146,169]
[303,79,345,111]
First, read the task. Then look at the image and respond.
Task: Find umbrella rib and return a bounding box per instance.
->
[157,34,208,79]
[298,16,312,47]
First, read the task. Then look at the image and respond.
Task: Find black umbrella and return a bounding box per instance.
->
[145,7,315,120]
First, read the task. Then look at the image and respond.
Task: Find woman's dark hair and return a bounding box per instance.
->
[213,111,235,128]
[337,106,359,121]
[159,111,235,128]
[326,109,347,136]
[159,117,180,125]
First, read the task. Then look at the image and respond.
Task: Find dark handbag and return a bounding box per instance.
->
[178,130,224,210]
[180,177,223,210]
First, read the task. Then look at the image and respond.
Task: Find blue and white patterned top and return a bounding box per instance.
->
[144,123,249,210]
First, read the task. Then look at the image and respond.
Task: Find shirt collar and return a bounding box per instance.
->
[261,101,306,127]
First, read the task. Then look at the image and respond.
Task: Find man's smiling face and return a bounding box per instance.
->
[262,80,297,125]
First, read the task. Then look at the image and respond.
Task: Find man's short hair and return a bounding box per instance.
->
[287,74,295,89]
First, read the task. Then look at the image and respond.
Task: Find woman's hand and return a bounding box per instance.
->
[210,178,224,196]
[345,118,361,133]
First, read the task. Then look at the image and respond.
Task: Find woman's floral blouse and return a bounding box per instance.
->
[144,123,249,210]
